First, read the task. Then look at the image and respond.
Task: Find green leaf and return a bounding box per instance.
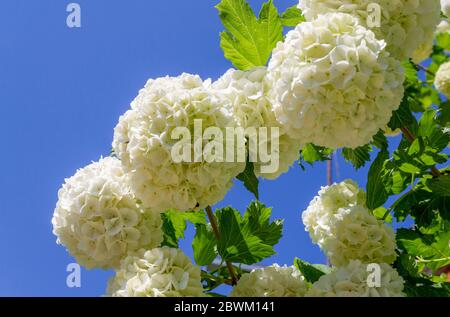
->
[372,207,393,223]
[299,143,333,170]
[366,150,390,210]
[388,94,417,130]
[242,201,283,246]
[294,258,330,283]
[217,0,283,70]
[427,175,450,197]
[216,207,274,265]
[161,210,206,248]
[342,144,372,170]
[397,229,450,271]
[280,5,305,27]
[236,160,259,199]
[372,130,389,151]
[399,162,422,174]
[192,224,217,266]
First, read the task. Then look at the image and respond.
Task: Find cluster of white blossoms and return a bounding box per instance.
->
[113,73,246,212]
[307,260,405,297]
[442,0,450,17]
[302,180,396,266]
[412,42,434,65]
[213,67,303,179]
[267,13,404,149]
[298,0,441,61]
[107,247,204,297]
[230,265,308,297]
[320,205,397,266]
[302,179,366,245]
[52,157,163,269]
[435,62,450,99]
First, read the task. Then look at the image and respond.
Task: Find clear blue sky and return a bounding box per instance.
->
[0,0,405,296]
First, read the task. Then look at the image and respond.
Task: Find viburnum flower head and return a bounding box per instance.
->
[298,0,441,61]
[213,67,303,179]
[412,42,434,64]
[319,204,397,266]
[52,157,163,269]
[307,260,405,297]
[302,180,396,266]
[113,73,246,212]
[442,0,450,17]
[267,13,404,149]
[434,61,450,99]
[230,264,308,297]
[107,247,204,297]
[302,179,366,245]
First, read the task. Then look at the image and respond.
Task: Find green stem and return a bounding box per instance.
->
[205,206,239,285]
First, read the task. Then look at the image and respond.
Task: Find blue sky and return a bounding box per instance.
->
[0,0,408,296]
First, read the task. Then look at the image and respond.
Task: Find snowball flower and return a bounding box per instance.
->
[412,42,433,64]
[52,157,163,269]
[267,13,404,149]
[307,260,405,297]
[442,0,450,17]
[107,247,204,297]
[302,180,396,266]
[213,67,302,179]
[302,179,366,245]
[230,265,308,297]
[437,20,450,34]
[320,205,397,266]
[113,73,246,212]
[299,0,441,61]
[435,61,450,99]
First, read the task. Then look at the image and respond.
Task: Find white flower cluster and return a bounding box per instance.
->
[230,265,308,297]
[442,0,450,17]
[302,180,396,266]
[113,73,246,212]
[213,67,302,179]
[267,13,404,149]
[107,247,204,297]
[435,61,450,99]
[302,179,366,245]
[52,157,163,269]
[412,42,434,64]
[298,0,441,61]
[307,260,405,297]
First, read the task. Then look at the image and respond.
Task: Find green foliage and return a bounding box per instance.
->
[215,202,283,265]
[397,229,450,271]
[280,5,305,27]
[366,149,390,210]
[161,210,206,248]
[294,258,331,283]
[216,0,283,70]
[192,224,217,266]
[299,143,333,170]
[342,145,372,170]
[236,160,259,199]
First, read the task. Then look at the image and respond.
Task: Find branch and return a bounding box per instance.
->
[205,206,239,285]
[416,64,435,77]
[400,126,441,178]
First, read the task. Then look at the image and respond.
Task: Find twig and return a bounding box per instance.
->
[416,64,435,77]
[205,206,239,285]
